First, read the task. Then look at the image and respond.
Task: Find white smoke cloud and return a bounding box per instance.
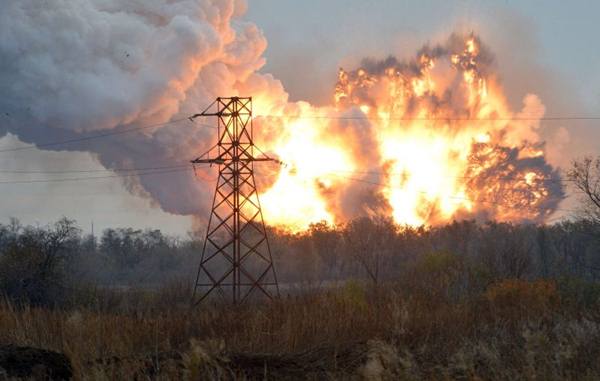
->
[0,1,565,226]
[0,0,287,217]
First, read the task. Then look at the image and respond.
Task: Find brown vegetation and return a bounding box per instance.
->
[0,273,599,379]
[2,155,600,379]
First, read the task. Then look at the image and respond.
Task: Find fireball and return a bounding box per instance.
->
[252,34,563,231]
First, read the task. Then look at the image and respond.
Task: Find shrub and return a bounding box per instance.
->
[337,279,368,311]
[557,277,600,308]
[484,279,559,316]
[0,218,79,306]
[410,251,463,302]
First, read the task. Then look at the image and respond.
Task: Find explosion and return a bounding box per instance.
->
[0,1,563,232]
[254,34,563,231]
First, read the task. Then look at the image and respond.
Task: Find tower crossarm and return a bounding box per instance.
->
[191,157,225,165]
[190,156,278,164]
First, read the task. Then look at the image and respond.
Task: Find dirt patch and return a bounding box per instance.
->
[225,343,373,380]
[91,340,408,380]
[0,345,72,380]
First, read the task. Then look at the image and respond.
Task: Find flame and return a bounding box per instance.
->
[250,34,563,232]
[259,117,357,230]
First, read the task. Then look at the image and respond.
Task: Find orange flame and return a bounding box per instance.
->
[251,34,562,232]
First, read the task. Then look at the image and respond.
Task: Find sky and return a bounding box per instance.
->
[1,0,599,236]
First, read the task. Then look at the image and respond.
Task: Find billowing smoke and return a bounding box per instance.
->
[0,2,564,230]
[0,0,289,218]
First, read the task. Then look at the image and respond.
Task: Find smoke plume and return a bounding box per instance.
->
[0,2,563,230]
[0,0,287,217]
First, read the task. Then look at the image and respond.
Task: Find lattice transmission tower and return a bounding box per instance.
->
[189,97,279,304]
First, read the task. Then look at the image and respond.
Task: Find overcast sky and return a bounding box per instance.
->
[1,0,599,236]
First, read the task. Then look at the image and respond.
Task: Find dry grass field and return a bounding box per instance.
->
[1,278,599,380]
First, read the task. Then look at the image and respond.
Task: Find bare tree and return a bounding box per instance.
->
[0,218,80,305]
[343,216,396,286]
[309,222,342,280]
[478,222,534,279]
[568,156,600,224]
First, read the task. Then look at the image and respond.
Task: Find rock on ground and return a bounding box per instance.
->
[0,345,72,380]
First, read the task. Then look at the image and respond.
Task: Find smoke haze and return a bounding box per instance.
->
[0,0,580,230]
[0,0,287,219]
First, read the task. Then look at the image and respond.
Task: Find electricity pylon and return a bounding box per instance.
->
[190,97,279,304]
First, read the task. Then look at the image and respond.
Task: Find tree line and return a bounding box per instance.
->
[0,216,598,306]
[0,156,598,306]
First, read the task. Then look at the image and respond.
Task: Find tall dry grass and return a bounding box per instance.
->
[1,278,599,379]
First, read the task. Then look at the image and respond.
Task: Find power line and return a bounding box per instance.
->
[324,172,503,206]
[1,111,596,154]
[323,168,575,184]
[0,163,192,175]
[0,163,575,185]
[0,118,184,153]
[255,114,600,122]
[0,160,575,185]
[0,117,216,154]
[322,171,578,214]
[0,162,580,218]
[0,167,198,185]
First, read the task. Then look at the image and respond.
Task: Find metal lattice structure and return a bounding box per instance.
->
[190,97,279,304]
